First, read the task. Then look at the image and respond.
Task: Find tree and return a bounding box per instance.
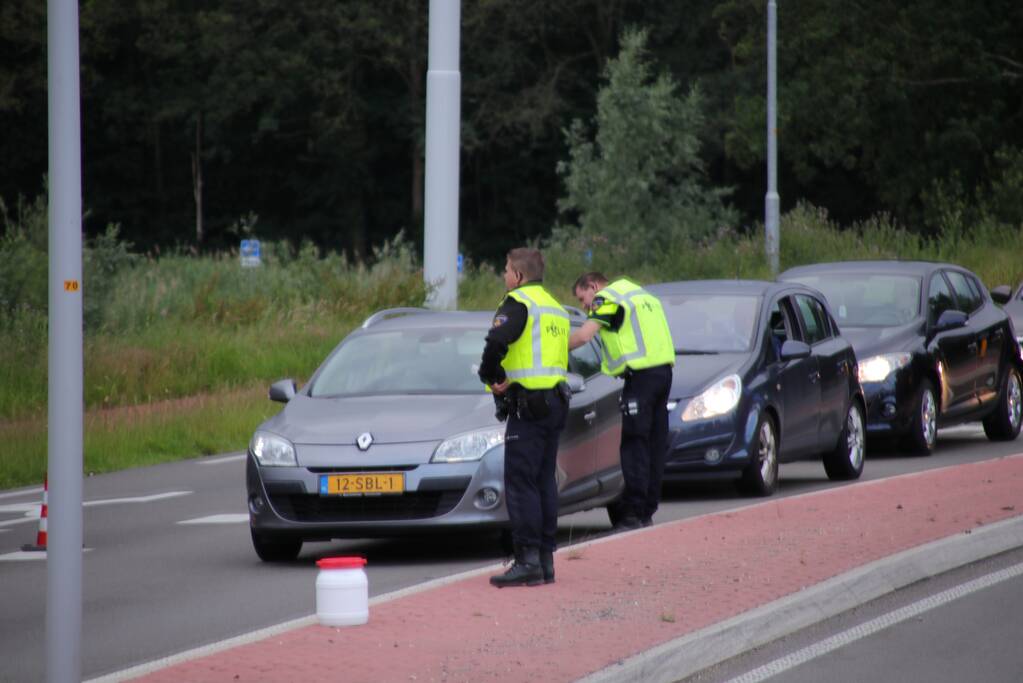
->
[714,0,1023,231]
[557,28,736,258]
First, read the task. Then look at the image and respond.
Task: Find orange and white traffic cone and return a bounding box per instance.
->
[21,475,47,552]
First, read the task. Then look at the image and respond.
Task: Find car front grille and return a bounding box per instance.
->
[268,489,465,522]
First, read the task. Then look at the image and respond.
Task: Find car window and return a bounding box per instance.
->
[766,298,798,361]
[793,294,830,345]
[784,273,921,327]
[310,328,488,396]
[927,273,957,326]
[945,271,982,313]
[965,275,987,304]
[569,339,602,378]
[659,294,761,352]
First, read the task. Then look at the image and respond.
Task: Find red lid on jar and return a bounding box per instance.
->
[317,556,367,570]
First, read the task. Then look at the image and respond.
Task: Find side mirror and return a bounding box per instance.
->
[991,285,1012,305]
[269,379,297,403]
[566,372,586,394]
[779,340,811,361]
[932,309,967,334]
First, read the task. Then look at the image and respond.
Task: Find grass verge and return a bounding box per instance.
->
[0,385,281,490]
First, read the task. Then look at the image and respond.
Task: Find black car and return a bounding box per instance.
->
[649,280,866,496]
[780,261,1023,454]
[991,282,1023,354]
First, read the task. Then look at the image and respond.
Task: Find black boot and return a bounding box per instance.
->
[540,549,555,584]
[490,546,543,588]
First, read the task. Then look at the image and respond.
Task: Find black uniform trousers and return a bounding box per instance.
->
[619,364,673,521]
[503,388,568,552]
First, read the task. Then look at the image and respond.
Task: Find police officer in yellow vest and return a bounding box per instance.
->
[478,248,570,587]
[569,272,674,531]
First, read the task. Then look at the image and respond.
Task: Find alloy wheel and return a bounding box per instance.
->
[1008,371,1022,431]
[759,420,777,486]
[846,405,865,470]
[921,389,937,449]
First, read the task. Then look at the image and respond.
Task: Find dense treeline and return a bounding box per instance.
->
[2,0,1022,263]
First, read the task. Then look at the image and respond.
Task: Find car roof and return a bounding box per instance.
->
[647,279,810,297]
[355,306,587,333]
[779,260,973,279]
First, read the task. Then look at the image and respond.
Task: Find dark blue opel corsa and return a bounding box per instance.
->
[649,280,866,496]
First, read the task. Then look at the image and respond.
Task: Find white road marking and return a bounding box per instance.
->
[0,492,191,528]
[177,514,249,525]
[727,561,1023,683]
[197,453,246,466]
[0,550,48,561]
[82,491,191,507]
[0,487,43,501]
[0,548,92,562]
[0,502,40,528]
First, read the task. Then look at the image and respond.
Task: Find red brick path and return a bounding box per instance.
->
[135,455,1023,683]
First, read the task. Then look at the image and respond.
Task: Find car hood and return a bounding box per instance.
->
[262,393,497,445]
[671,353,749,400]
[839,322,923,358]
[1005,302,1023,336]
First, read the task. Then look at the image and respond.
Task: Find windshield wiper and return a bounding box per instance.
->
[675,349,719,355]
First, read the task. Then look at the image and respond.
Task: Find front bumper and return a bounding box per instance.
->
[861,371,917,438]
[246,448,509,538]
[663,404,758,480]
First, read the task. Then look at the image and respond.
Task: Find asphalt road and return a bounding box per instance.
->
[0,425,1020,682]
[685,545,1023,683]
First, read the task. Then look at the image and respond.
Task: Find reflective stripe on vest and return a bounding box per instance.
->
[502,286,570,389]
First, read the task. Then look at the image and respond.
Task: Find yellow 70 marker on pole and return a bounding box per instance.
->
[63,280,80,292]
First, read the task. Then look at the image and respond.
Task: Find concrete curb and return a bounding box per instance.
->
[579,514,1023,683]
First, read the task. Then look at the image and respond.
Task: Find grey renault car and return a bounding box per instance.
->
[246,307,625,561]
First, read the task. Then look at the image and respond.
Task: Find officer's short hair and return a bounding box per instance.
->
[573,272,608,293]
[507,248,545,282]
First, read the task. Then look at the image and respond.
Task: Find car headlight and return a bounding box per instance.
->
[682,374,742,422]
[250,431,297,467]
[858,353,912,383]
[431,427,505,463]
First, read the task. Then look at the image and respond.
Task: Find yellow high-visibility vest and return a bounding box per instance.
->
[593,278,675,376]
[501,284,570,390]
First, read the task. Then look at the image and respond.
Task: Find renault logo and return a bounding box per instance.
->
[356,432,374,451]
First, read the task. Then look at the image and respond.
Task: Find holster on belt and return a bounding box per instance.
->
[508,385,551,421]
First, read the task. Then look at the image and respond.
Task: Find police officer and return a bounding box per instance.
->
[569,272,674,531]
[478,248,570,587]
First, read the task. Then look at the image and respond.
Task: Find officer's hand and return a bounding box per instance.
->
[491,380,510,395]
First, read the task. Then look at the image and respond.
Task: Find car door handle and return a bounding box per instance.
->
[967,342,978,353]
[836,360,847,375]
[809,370,820,384]
[583,411,597,423]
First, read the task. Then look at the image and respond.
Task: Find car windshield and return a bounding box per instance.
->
[309,328,488,397]
[659,294,761,353]
[786,273,921,327]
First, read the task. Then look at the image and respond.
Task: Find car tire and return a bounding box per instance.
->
[902,378,937,455]
[737,413,778,497]
[606,502,624,528]
[983,366,1023,442]
[823,401,866,480]
[250,528,302,562]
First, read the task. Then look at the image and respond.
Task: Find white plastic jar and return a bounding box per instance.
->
[315,556,368,626]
